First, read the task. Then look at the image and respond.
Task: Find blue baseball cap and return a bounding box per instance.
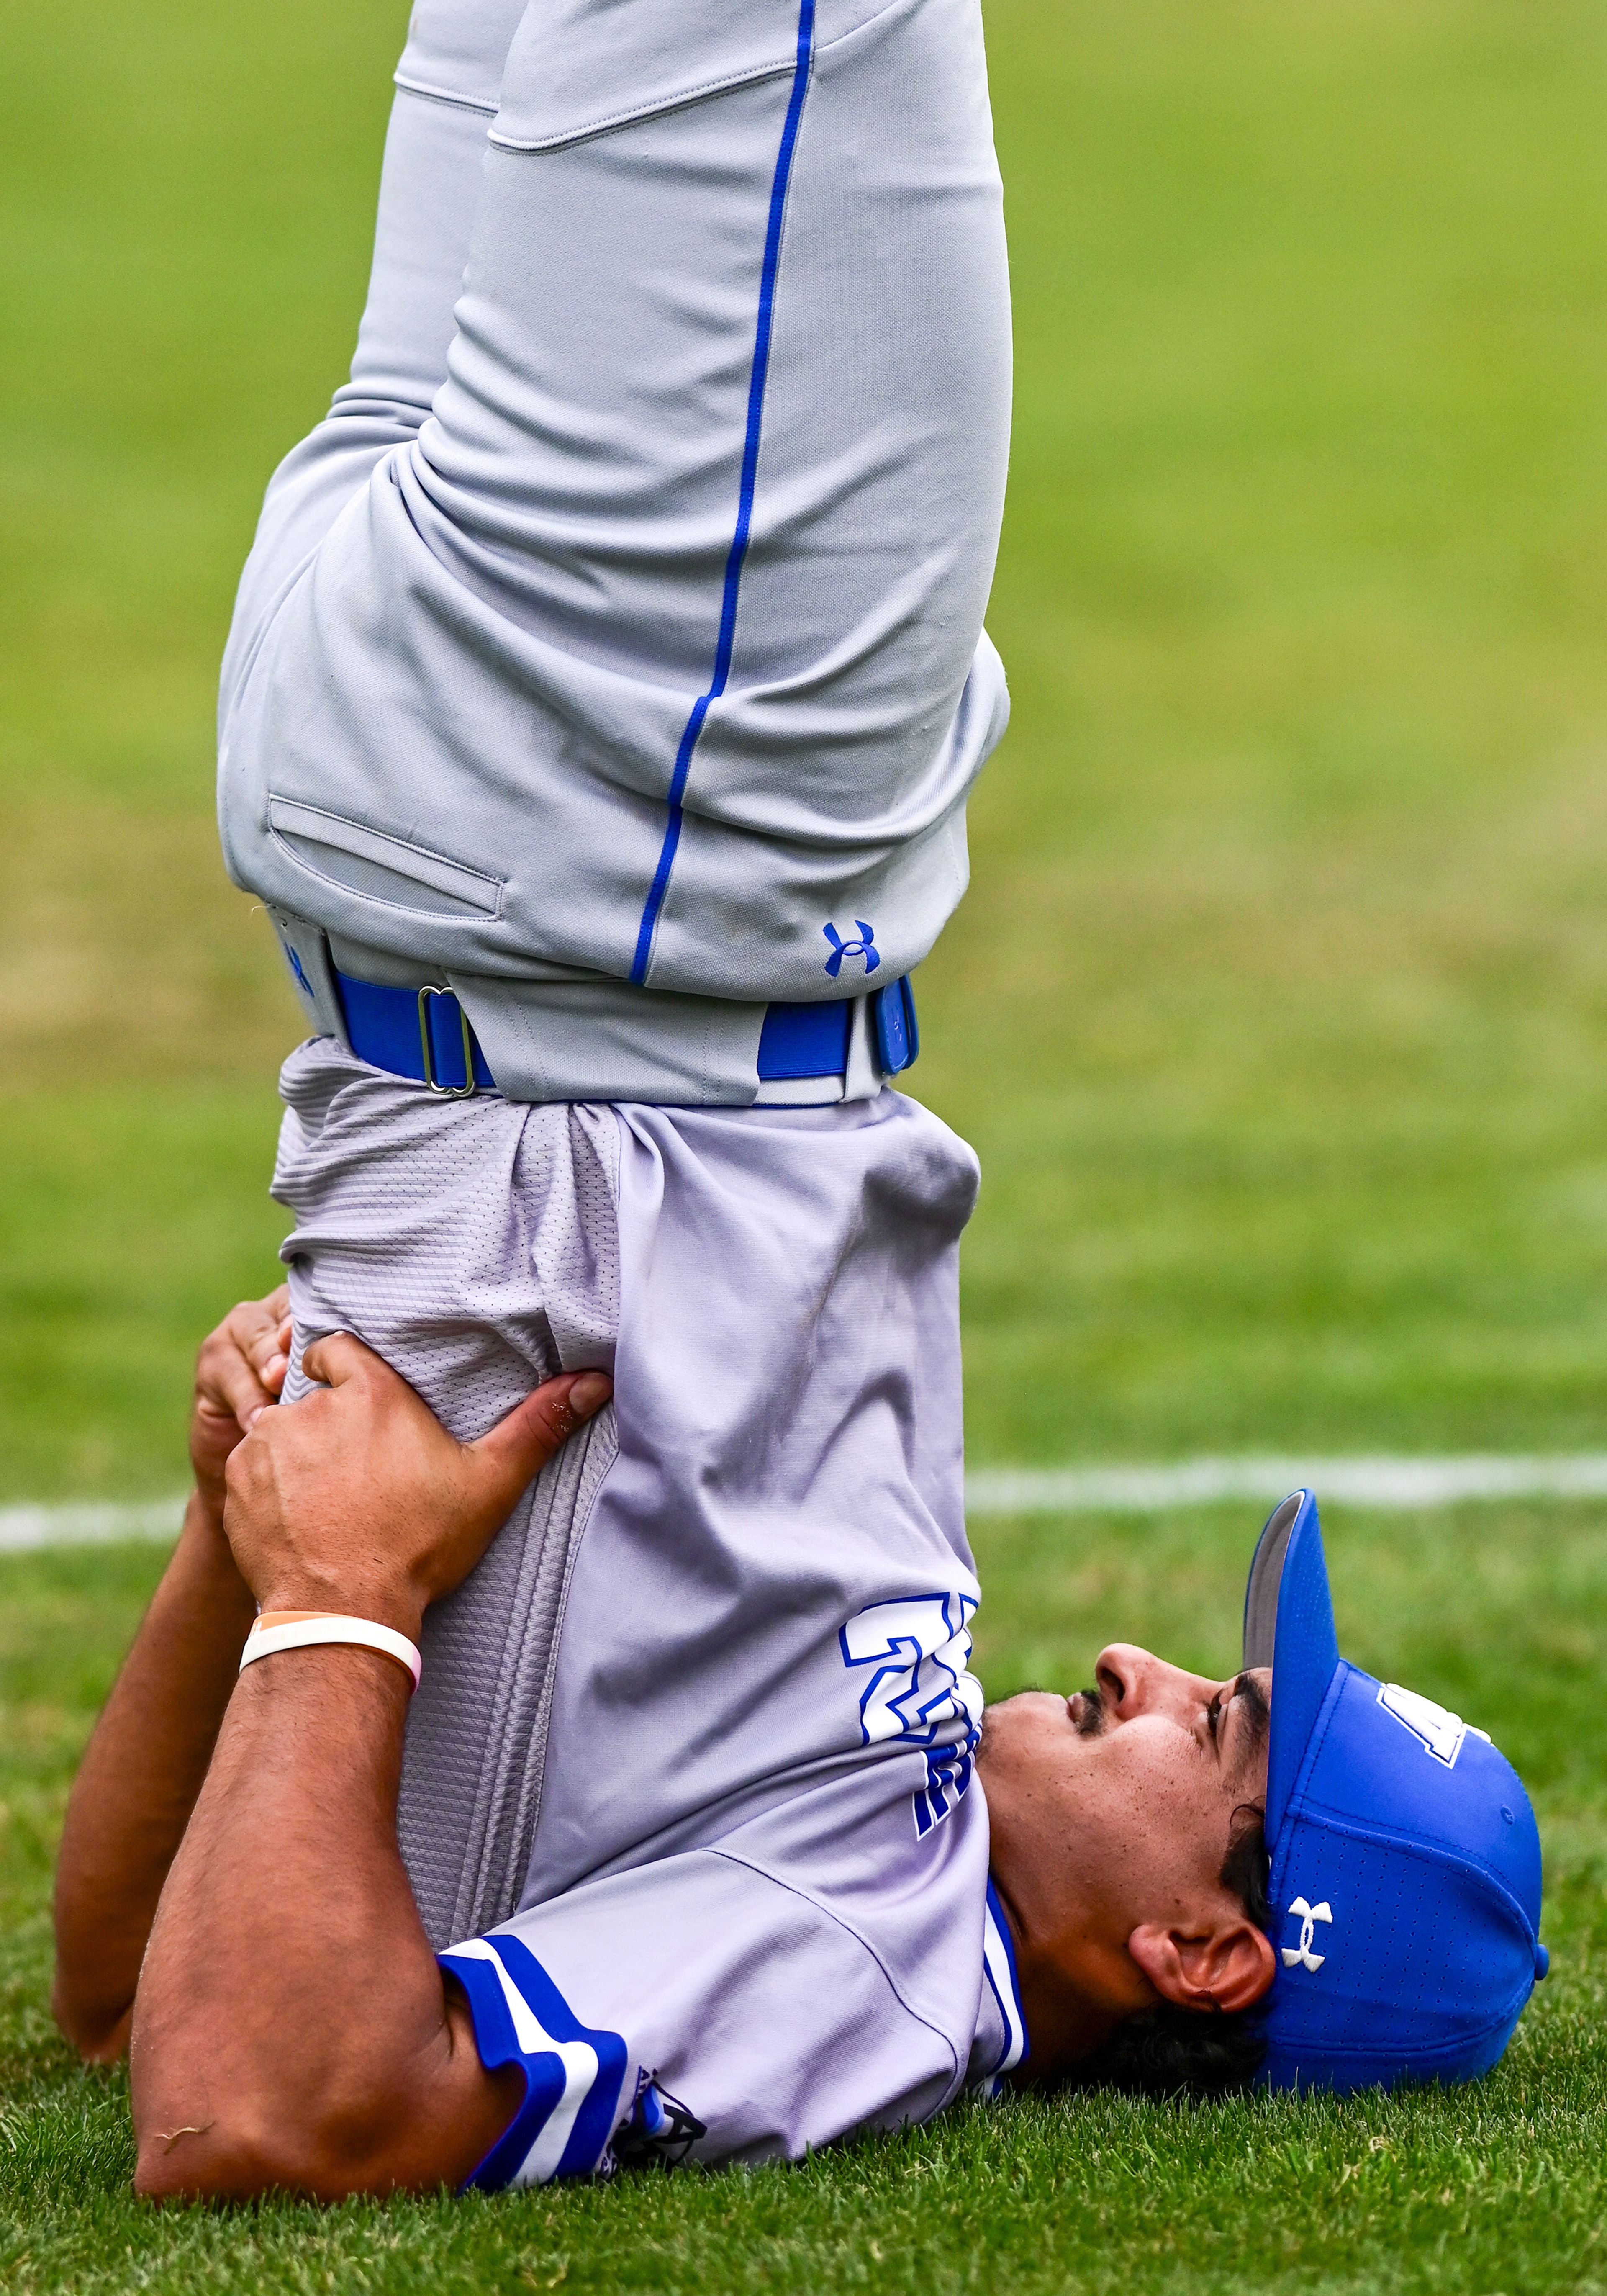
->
[1242,1490,1546,2093]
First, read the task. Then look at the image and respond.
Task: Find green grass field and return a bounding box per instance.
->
[5,0,1607,2285]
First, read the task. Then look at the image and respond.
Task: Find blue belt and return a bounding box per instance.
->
[331,970,918,1097]
[336,972,498,1096]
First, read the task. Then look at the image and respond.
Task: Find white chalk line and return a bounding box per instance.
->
[8,1455,1607,1552]
[965,1455,1607,1514]
[0,1496,190,1553]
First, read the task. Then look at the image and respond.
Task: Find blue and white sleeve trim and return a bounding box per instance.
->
[439,1933,631,2190]
[979,1879,1028,2096]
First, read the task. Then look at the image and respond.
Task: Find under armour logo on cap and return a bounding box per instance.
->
[1282,1895,1333,1972]
[822,920,881,977]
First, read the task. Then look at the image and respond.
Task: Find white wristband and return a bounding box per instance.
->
[239,1611,422,1691]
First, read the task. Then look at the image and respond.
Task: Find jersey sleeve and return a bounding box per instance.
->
[437,1931,632,2190]
[438,1847,963,2188]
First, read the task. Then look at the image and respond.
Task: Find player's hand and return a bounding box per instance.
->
[190,1286,293,1524]
[221,1333,611,1639]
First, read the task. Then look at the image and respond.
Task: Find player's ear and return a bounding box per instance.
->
[1128,1918,1276,2015]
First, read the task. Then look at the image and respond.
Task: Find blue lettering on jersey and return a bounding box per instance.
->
[839,1592,983,1836]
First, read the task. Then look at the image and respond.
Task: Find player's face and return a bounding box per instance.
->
[978,1649,1272,2038]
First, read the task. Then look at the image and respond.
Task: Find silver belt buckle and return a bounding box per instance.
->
[418,986,478,1098]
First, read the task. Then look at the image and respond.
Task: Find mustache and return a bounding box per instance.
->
[977,1685,1109,1759]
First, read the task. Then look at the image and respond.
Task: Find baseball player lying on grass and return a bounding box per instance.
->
[211,0,1008,1972]
[53,1293,1546,2202]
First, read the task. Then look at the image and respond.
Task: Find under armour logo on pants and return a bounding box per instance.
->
[822,921,881,977]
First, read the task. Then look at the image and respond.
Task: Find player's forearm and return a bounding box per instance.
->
[129,1642,515,2201]
[128,1339,590,2201]
[51,1492,258,2062]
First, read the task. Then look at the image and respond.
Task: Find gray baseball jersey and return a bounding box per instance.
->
[217,0,1011,1101]
[273,1040,1026,2179]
